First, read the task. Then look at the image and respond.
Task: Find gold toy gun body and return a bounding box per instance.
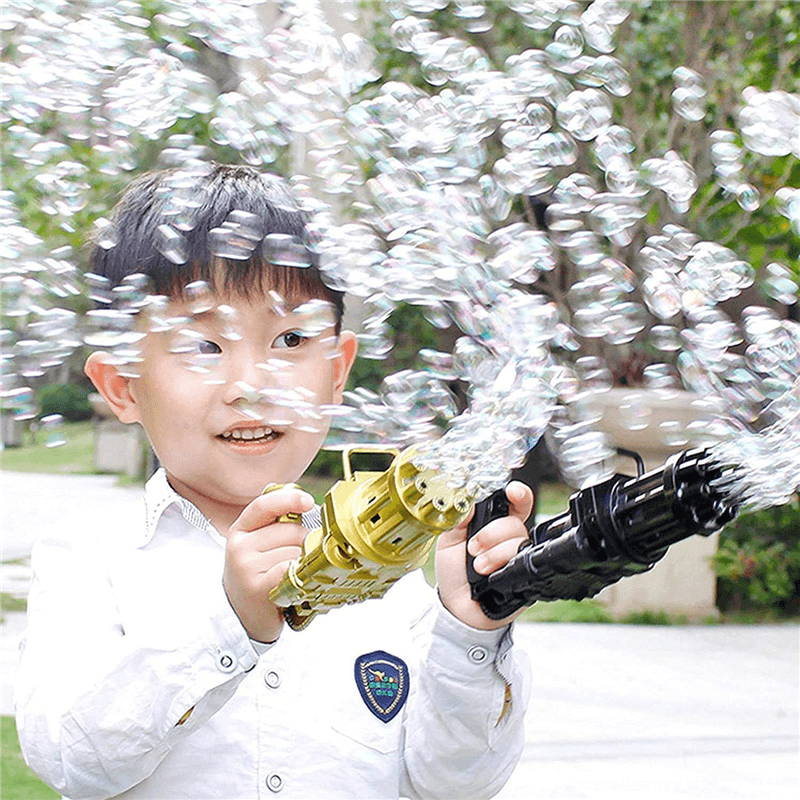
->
[270,445,474,630]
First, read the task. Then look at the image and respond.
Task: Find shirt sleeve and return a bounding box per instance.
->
[400,595,531,800]
[14,531,259,800]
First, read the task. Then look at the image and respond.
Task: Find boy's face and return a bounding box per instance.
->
[119,292,356,523]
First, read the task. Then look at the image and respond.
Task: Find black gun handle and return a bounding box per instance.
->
[466,487,510,602]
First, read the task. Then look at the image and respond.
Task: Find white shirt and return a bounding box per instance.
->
[15,469,531,800]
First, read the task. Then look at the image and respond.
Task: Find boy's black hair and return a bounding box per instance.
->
[90,164,344,327]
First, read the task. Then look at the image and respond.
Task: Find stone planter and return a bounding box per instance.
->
[89,393,148,479]
[1,412,24,448]
[583,388,725,620]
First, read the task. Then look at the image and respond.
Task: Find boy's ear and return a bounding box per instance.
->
[84,352,141,424]
[332,330,358,402]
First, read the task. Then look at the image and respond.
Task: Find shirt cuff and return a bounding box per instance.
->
[249,638,277,657]
[202,580,262,676]
[428,599,512,677]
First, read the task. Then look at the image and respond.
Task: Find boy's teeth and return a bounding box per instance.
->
[222,427,275,441]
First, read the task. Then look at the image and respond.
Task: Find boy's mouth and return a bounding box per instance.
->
[218,426,281,443]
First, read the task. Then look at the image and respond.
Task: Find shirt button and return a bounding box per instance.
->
[264,670,281,689]
[266,773,283,792]
[468,645,489,664]
[216,652,237,673]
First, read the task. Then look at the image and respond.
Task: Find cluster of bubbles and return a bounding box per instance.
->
[2,0,799,507]
[307,0,799,497]
[713,380,800,511]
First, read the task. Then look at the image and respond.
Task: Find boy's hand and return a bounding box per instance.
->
[435,481,533,630]
[223,486,314,644]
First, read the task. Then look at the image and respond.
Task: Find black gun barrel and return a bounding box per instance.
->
[468,447,740,620]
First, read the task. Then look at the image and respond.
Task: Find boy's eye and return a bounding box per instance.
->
[274,330,307,349]
[198,339,222,355]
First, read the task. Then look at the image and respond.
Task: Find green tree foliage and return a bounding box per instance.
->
[37,383,93,422]
[713,496,800,614]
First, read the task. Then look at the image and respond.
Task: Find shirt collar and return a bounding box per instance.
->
[140,468,220,548]
[138,468,324,548]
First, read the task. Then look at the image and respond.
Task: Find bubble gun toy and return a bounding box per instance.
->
[271,445,740,629]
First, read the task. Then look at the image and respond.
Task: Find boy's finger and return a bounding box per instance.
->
[259,546,304,575]
[466,482,533,556]
[231,487,315,533]
[472,537,529,575]
[467,514,529,556]
[440,481,532,547]
[505,480,534,524]
[232,543,303,573]
[247,524,308,555]
[263,554,304,586]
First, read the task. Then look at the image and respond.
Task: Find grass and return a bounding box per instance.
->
[621,609,689,625]
[298,473,336,506]
[0,592,28,624]
[534,481,573,519]
[1,717,59,800]
[1,421,95,475]
[518,599,614,623]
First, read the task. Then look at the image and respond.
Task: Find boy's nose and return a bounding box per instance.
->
[221,355,292,406]
[221,354,264,403]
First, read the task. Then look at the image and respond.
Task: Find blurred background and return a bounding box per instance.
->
[2,2,798,797]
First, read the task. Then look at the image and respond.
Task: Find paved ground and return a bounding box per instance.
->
[2,471,799,799]
[496,623,799,800]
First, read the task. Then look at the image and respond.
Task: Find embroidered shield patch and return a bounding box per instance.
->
[354,650,409,723]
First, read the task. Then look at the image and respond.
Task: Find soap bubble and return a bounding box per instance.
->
[641,151,698,214]
[738,89,800,158]
[619,392,652,431]
[574,356,613,393]
[671,66,706,122]
[763,263,798,306]
[93,218,120,250]
[658,420,689,448]
[155,224,188,265]
[557,88,612,141]
[603,301,647,345]
[650,325,682,352]
[263,234,313,268]
[209,210,264,260]
[643,363,681,392]
[642,269,682,320]
[684,241,755,305]
[41,414,66,448]
[735,183,760,212]
[488,224,556,283]
[82,309,139,349]
[546,24,584,66]
[774,188,800,235]
[556,429,615,486]
[580,54,630,96]
[2,387,36,421]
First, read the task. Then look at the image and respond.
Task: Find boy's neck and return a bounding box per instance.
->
[165,472,245,536]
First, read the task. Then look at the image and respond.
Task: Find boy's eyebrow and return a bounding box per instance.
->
[185,306,241,325]
[179,310,221,329]
[181,300,335,327]
[188,310,217,323]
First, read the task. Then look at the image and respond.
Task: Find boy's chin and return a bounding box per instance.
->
[170,474,270,511]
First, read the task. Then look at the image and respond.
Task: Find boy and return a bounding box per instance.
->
[16,165,533,799]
